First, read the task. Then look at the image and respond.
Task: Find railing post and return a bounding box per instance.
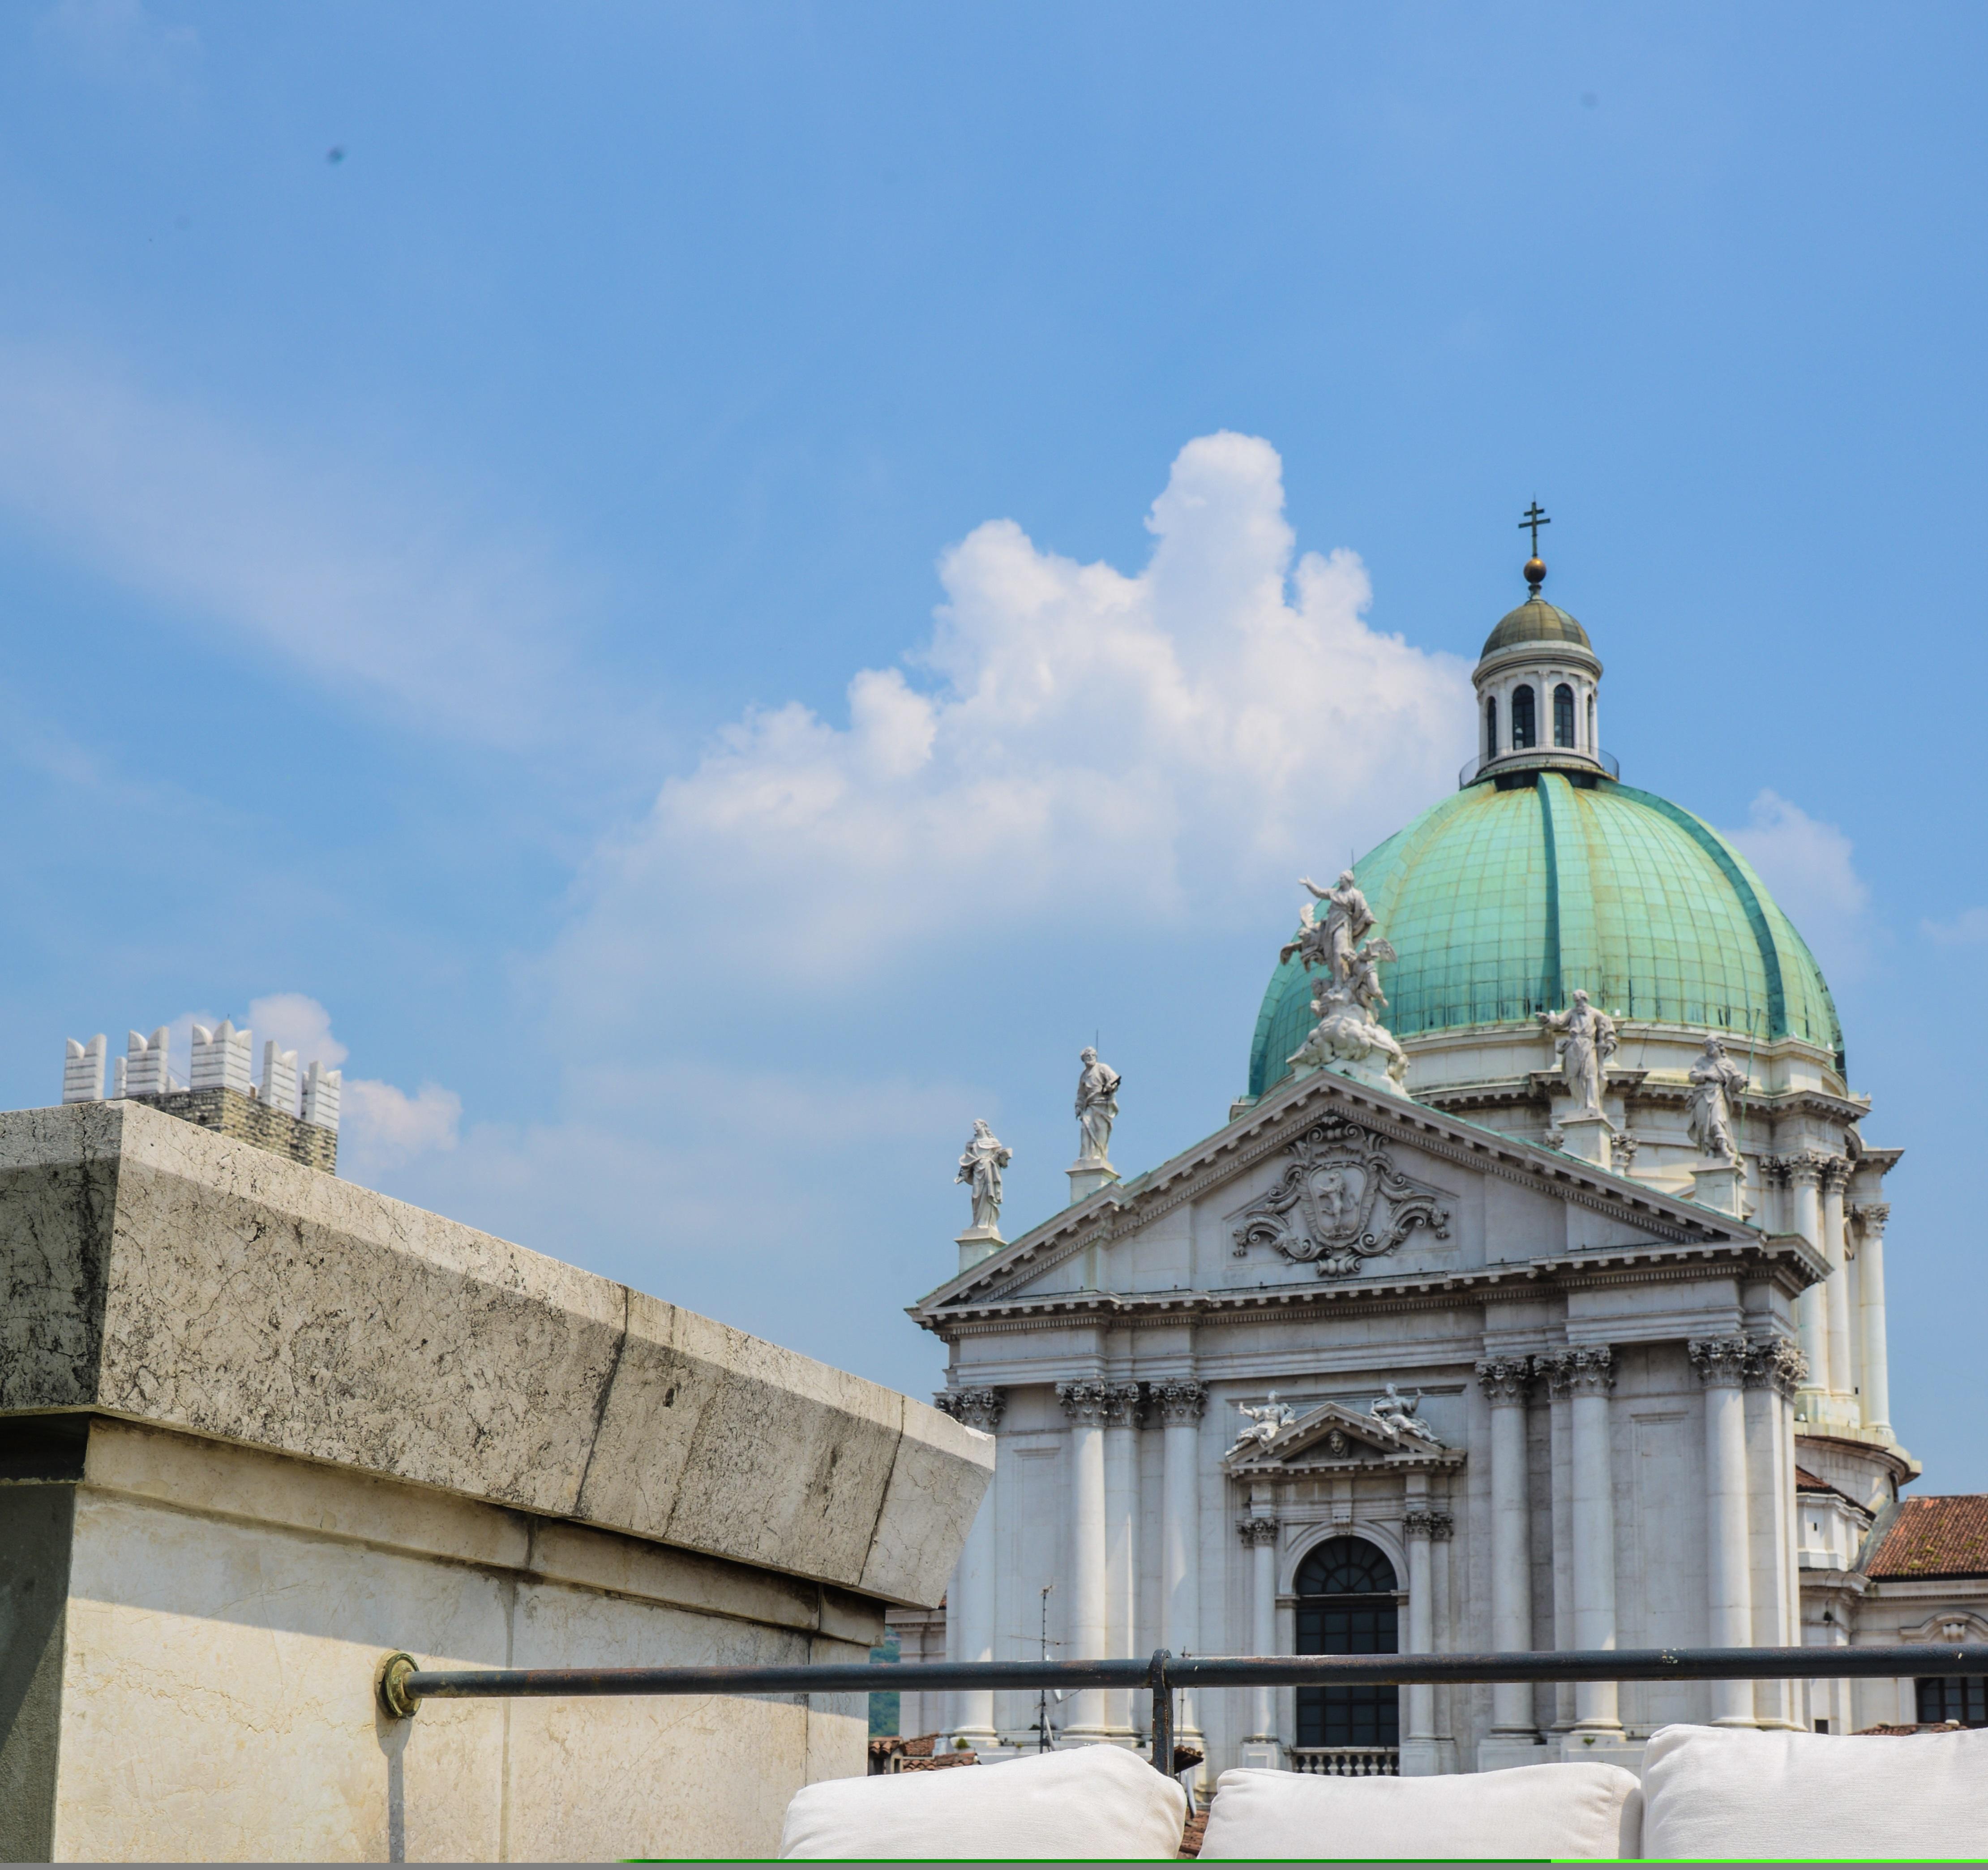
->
[1147,1649,1174,1780]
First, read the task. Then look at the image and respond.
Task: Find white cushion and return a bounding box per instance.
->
[1197,1762,1642,1860]
[1643,1720,1988,1857]
[778,1740,1187,1859]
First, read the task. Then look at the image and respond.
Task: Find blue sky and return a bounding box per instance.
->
[4,3,1987,1483]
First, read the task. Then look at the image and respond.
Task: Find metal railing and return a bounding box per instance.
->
[377,1643,1988,1778]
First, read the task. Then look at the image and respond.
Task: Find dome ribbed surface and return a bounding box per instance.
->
[1247,773,1843,1099]
[1481,598,1592,657]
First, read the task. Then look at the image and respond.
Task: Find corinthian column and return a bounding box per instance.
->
[1058,1378,1111,1742]
[1821,1159,1855,1416]
[1854,1204,1892,1437]
[1776,1154,1830,1408]
[1103,1381,1143,1738]
[1745,1334,1806,1727]
[941,1386,1005,1746]
[1476,1357,1537,1744]
[1155,1378,1207,1757]
[1691,1336,1755,1725]
[1402,1507,1439,1755]
[1567,1346,1621,1737]
[1239,1511,1280,1748]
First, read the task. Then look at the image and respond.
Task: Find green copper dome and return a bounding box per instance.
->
[1482,597,1592,657]
[1247,772,1844,1099]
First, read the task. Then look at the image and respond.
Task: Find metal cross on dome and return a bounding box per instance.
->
[1518,501,1551,553]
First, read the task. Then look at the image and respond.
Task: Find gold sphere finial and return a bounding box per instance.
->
[1524,555,1547,595]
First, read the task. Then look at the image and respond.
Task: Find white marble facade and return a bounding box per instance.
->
[917,1060,1889,1780]
[910,569,1944,1777]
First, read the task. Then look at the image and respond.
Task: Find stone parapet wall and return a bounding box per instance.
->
[0,1101,994,1860]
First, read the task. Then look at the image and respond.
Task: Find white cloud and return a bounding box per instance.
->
[1922,907,1988,946]
[0,344,589,747]
[246,992,349,1068]
[552,432,1474,1021]
[338,1079,462,1178]
[1722,789,1872,982]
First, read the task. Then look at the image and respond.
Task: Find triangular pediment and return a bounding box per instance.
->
[910,1064,1767,1327]
[1225,1398,1463,1475]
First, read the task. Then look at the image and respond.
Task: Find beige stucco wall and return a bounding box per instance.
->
[33,1420,871,1861]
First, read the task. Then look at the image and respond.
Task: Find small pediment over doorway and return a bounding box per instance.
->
[1224,1399,1464,1478]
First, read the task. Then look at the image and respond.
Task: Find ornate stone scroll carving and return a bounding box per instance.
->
[1153,1378,1207,1424]
[1566,1345,1617,1394]
[1230,1118,1451,1278]
[1688,1334,1750,1387]
[1103,1381,1144,1428]
[1402,1508,1442,1540]
[1237,1515,1280,1548]
[1055,1378,1110,1425]
[1743,1334,1807,1396]
[1534,1350,1573,1400]
[936,1386,1007,1433]
[1474,1356,1534,1405]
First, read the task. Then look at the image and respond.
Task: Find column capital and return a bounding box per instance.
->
[1743,1333,1807,1396]
[1152,1377,1208,1424]
[1688,1334,1749,1387]
[1535,1349,1575,1399]
[1475,1355,1534,1405]
[1819,1154,1853,1194]
[1103,1381,1144,1428]
[1566,1344,1616,1395]
[1056,1378,1110,1425]
[936,1385,1007,1433]
[1852,1201,1891,1238]
[1403,1507,1451,1540]
[1765,1149,1831,1189]
[1237,1515,1279,1548]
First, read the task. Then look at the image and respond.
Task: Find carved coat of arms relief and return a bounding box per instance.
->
[1229,1118,1452,1278]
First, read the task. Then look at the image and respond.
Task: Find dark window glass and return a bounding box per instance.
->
[1485,696,1498,757]
[1511,685,1536,749]
[1917,1676,1988,1727]
[1554,683,1576,747]
[1295,1537,1399,1748]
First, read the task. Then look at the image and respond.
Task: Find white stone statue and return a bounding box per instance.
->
[1235,1392,1295,1452]
[1074,1048,1121,1166]
[1369,1381,1438,1443]
[1283,871,1375,984]
[1287,939,1408,1094]
[1686,1033,1749,1163]
[956,1119,1012,1235]
[1538,989,1618,1117]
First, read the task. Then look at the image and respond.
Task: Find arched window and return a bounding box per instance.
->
[1586,692,1596,751]
[1294,1536,1398,1750]
[1484,695,1498,759]
[1510,684,1536,749]
[1554,683,1575,748]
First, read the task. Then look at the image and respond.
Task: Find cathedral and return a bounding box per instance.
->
[908,545,1988,1782]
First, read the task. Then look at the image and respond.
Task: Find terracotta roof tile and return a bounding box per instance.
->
[1867,1495,1988,1580]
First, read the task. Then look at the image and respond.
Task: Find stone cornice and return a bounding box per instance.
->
[910,1070,1748,1328]
[916,1231,1824,1343]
